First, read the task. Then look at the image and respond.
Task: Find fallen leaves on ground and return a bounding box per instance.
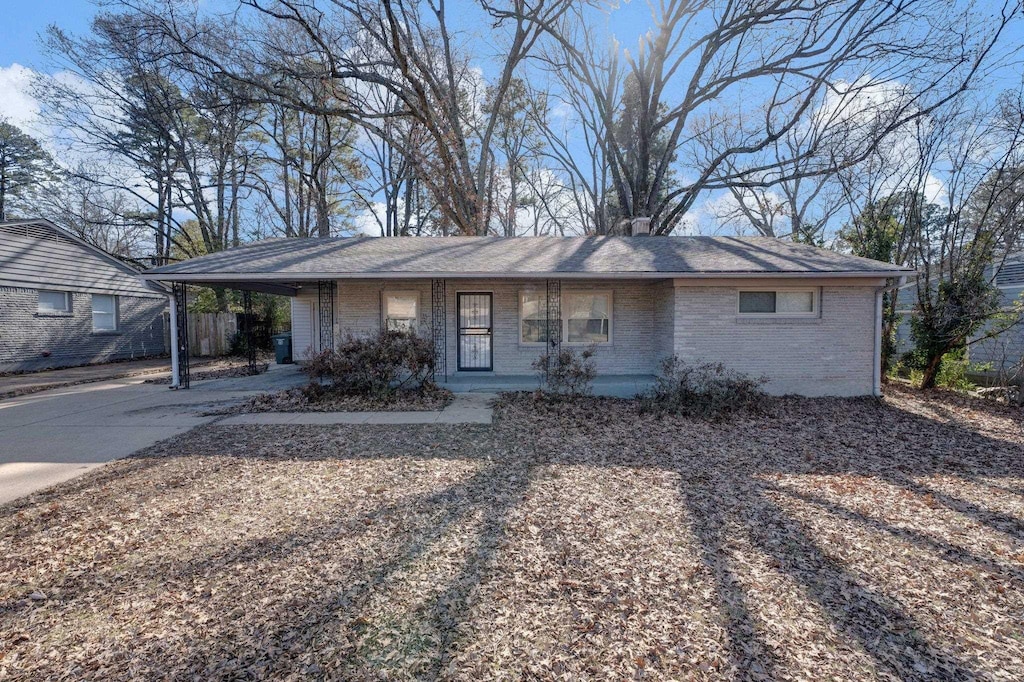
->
[0,385,1021,680]
[145,359,269,385]
[225,384,455,414]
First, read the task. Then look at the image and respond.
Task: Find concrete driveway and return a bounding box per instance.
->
[0,365,305,505]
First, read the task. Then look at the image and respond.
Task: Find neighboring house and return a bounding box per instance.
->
[970,254,1024,375]
[0,219,168,373]
[894,252,1024,377]
[141,221,911,396]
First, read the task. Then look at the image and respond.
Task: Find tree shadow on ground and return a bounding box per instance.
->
[1,392,1022,679]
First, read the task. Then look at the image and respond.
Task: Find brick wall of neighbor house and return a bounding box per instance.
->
[672,285,877,396]
[0,287,167,372]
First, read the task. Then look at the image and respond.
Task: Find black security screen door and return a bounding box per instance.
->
[457,293,493,371]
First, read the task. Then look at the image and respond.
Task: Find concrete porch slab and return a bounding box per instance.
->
[440,374,656,398]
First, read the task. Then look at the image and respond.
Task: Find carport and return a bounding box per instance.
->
[155,278,332,389]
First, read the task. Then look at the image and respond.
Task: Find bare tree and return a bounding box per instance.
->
[115,0,575,235]
[39,14,263,265]
[537,0,1021,234]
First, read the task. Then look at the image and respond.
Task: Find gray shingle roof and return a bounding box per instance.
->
[142,235,911,280]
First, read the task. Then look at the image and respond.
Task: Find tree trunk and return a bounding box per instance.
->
[919,353,944,389]
[214,286,230,314]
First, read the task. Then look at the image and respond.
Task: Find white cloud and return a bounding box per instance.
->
[0,63,42,131]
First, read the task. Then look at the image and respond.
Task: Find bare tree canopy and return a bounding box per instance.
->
[21,0,1024,248]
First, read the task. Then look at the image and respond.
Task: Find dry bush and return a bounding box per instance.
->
[639,357,768,420]
[531,346,597,397]
[302,330,436,399]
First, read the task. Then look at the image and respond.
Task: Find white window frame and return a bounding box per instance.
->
[91,294,119,332]
[383,290,420,331]
[37,290,72,314]
[737,288,819,318]
[519,289,613,345]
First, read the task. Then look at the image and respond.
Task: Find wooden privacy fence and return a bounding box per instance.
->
[187,312,238,357]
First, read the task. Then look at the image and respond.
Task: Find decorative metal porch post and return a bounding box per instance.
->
[431,279,448,382]
[172,282,190,389]
[317,280,336,351]
[546,279,561,378]
[242,290,257,375]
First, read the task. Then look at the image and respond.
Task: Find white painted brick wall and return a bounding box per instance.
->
[292,279,879,395]
[672,285,876,396]
[652,282,675,370]
[311,278,661,377]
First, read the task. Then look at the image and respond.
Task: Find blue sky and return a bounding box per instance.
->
[0,0,656,68]
[0,0,93,68]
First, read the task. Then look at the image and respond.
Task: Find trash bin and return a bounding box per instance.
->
[272,332,293,364]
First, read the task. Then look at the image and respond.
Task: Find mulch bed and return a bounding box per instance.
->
[1,385,1022,680]
[225,385,454,413]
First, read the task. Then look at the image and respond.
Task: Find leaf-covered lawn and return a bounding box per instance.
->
[1,386,1022,680]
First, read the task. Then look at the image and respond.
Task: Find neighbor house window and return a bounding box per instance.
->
[92,294,118,332]
[520,290,611,344]
[563,292,611,343]
[38,290,71,313]
[384,292,418,331]
[738,289,817,316]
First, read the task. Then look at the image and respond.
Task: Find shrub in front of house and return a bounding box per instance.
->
[302,329,436,398]
[532,345,598,396]
[638,356,767,420]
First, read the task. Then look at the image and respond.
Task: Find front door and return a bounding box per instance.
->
[457,292,493,371]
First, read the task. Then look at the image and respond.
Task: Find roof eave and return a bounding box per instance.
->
[141,269,912,282]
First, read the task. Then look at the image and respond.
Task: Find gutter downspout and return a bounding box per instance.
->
[873,276,909,397]
[873,288,883,397]
[168,293,180,389]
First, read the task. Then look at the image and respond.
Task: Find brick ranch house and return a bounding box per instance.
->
[141,224,912,397]
[0,219,168,373]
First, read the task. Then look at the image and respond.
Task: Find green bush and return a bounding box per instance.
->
[302,329,436,398]
[907,347,990,392]
[532,346,598,396]
[638,357,767,420]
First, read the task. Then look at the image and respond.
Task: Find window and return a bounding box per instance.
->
[520,290,611,344]
[384,292,418,331]
[738,289,817,316]
[38,290,71,313]
[520,292,554,343]
[92,294,118,332]
[564,292,611,343]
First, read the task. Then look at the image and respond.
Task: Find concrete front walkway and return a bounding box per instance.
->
[219,392,495,426]
[0,364,307,505]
